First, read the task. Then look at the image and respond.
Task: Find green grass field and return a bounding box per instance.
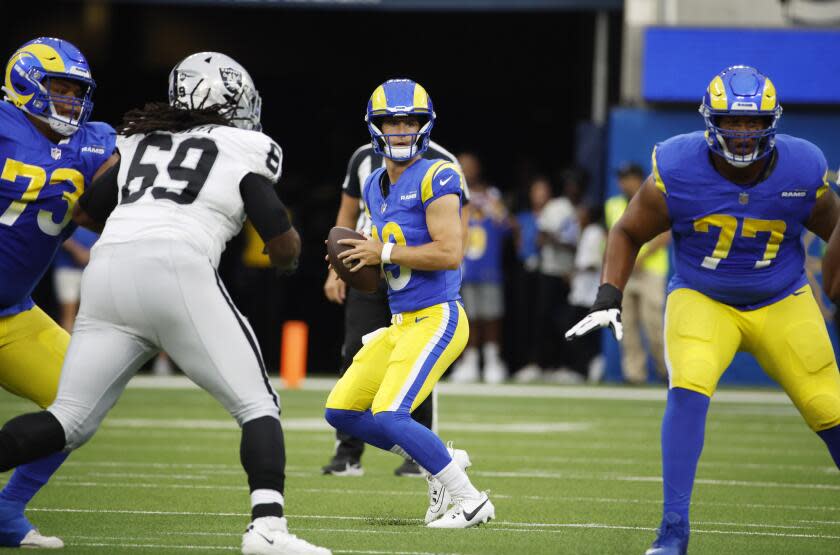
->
[0,379,837,554]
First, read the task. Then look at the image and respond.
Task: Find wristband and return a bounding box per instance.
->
[381,242,394,264]
[590,283,623,312]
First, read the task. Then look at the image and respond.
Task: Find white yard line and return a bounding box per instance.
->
[69,542,237,551]
[39,516,840,544]
[615,475,840,491]
[68,540,445,555]
[102,418,589,434]
[126,376,790,404]
[36,469,840,494]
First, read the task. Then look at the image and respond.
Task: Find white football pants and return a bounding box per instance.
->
[48,240,280,449]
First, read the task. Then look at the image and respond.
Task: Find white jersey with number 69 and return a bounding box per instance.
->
[96,125,283,266]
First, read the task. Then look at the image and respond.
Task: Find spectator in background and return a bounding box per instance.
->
[448,153,510,384]
[567,203,606,382]
[605,163,669,384]
[515,170,582,382]
[53,228,97,332]
[511,176,551,377]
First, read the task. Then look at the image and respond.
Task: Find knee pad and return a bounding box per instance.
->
[373,410,411,442]
[325,408,358,431]
[801,393,840,431]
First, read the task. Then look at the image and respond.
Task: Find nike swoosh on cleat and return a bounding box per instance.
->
[432,486,446,511]
[415,316,429,323]
[792,291,806,296]
[256,532,274,545]
[462,498,489,521]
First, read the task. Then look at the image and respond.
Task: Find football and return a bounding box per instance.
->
[326,226,381,293]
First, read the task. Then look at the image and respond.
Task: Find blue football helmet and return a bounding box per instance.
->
[365,79,435,161]
[2,37,96,137]
[699,65,782,168]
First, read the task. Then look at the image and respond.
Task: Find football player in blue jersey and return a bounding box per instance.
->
[566,66,840,555]
[0,37,116,548]
[324,79,495,528]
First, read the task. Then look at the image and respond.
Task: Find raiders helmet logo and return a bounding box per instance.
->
[219,67,243,94]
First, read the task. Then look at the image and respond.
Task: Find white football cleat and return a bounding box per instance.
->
[424,444,472,524]
[19,529,64,549]
[427,493,495,529]
[242,516,331,555]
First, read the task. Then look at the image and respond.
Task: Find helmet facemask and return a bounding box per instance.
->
[3,66,95,137]
[37,74,95,136]
[367,113,433,161]
[701,106,781,168]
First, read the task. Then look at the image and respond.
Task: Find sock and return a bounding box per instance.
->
[817,424,840,469]
[434,460,481,502]
[0,451,69,508]
[324,409,394,451]
[250,489,284,520]
[374,411,451,474]
[240,416,285,520]
[661,387,710,522]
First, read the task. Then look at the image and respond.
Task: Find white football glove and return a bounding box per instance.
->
[564,283,624,341]
[565,308,623,341]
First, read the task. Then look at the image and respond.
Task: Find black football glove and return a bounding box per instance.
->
[565,283,623,341]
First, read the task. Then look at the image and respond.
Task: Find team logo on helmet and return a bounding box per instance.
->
[219,67,242,94]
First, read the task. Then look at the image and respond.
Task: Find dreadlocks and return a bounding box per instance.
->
[119,102,231,136]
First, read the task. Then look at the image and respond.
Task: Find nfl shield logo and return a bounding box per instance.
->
[739,192,749,205]
[51,148,61,160]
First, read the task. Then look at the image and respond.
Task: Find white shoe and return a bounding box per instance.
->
[482,357,507,384]
[424,444,472,524]
[546,367,585,385]
[242,517,331,555]
[512,364,543,383]
[587,355,605,384]
[427,493,495,529]
[19,529,64,549]
[448,350,480,384]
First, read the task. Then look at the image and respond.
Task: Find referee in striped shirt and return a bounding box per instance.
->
[321,139,468,477]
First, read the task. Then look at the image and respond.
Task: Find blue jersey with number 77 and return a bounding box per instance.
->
[0,101,115,315]
[655,131,828,309]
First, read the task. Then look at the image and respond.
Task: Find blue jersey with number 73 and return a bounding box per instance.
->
[0,101,115,315]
